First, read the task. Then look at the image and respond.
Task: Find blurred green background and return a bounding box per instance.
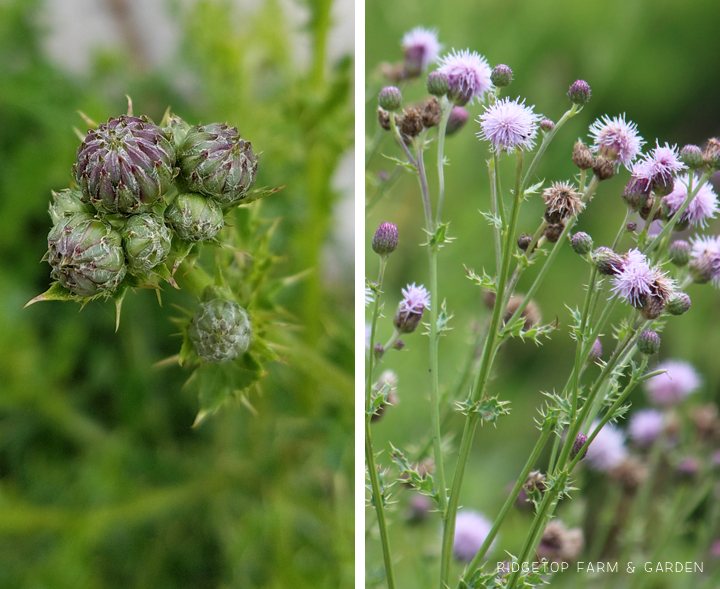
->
[0,0,353,587]
[365,0,720,586]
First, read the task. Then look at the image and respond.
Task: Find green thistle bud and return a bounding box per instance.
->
[571,232,593,255]
[666,292,691,316]
[178,124,258,204]
[74,115,176,215]
[637,330,661,355]
[378,86,403,111]
[164,193,224,242]
[121,213,172,272]
[491,64,513,88]
[668,240,691,266]
[679,145,703,170]
[163,114,192,154]
[189,298,252,363]
[426,72,449,97]
[48,189,94,225]
[47,213,126,297]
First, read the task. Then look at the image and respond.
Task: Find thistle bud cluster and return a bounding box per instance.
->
[42,110,259,300]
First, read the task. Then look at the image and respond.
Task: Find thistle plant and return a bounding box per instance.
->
[366,27,720,589]
[28,100,285,424]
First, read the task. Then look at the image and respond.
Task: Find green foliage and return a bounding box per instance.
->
[0,0,353,587]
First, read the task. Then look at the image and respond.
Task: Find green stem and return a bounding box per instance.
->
[439,150,525,589]
[436,98,451,223]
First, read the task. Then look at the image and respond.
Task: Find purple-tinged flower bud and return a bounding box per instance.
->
[393,339,405,350]
[626,222,637,232]
[570,232,593,255]
[540,118,555,132]
[641,296,666,320]
[689,253,716,284]
[572,140,595,170]
[669,240,691,266]
[637,330,661,355]
[622,177,651,211]
[676,457,701,481]
[588,338,603,362]
[592,246,624,275]
[378,86,403,111]
[406,494,432,523]
[426,71,449,96]
[373,343,385,358]
[652,175,675,197]
[490,64,513,87]
[372,222,399,256]
[666,292,691,316]
[446,106,469,136]
[679,144,703,170]
[517,233,533,251]
[593,156,615,180]
[48,189,94,225]
[567,80,591,105]
[703,138,720,170]
[571,433,588,460]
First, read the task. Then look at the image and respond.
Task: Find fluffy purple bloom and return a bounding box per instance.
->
[663,173,719,227]
[645,360,701,406]
[437,49,492,105]
[401,27,441,74]
[645,141,685,184]
[585,421,628,472]
[611,248,654,305]
[690,235,720,286]
[477,98,540,153]
[398,283,430,318]
[453,509,494,561]
[628,409,664,447]
[589,114,645,169]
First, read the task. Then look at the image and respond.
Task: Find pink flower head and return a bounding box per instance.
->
[690,235,720,286]
[611,248,654,306]
[664,173,719,227]
[628,409,664,447]
[645,141,685,184]
[401,27,441,73]
[585,420,628,472]
[628,159,655,194]
[437,49,492,105]
[645,360,701,406]
[589,114,645,169]
[398,283,430,319]
[477,97,540,153]
[453,509,494,561]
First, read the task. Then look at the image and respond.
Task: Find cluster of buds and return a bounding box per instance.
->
[42,110,258,302]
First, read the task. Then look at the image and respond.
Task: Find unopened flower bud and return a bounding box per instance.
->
[394,339,405,350]
[668,240,691,266]
[120,213,172,273]
[48,189,94,225]
[592,247,623,275]
[626,222,637,232]
[689,254,715,284]
[426,71,449,97]
[446,106,469,136]
[622,178,650,210]
[666,292,691,316]
[652,175,675,197]
[638,330,661,355]
[571,433,588,460]
[517,233,533,251]
[165,192,224,242]
[491,64,513,87]
[570,232,593,255]
[372,222,399,256]
[588,338,602,362]
[378,86,403,111]
[373,343,385,358]
[567,80,591,105]
[679,144,703,170]
[189,297,252,363]
[572,140,595,170]
[540,118,555,132]
[593,156,615,180]
[641,296,666,320]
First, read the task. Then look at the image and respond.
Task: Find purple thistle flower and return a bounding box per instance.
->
[437,49,492,105]
[663,173,719,227]
[453,509,494,561]
[588,114,645,169]
[690,235,720,286]
[477,97,540,153]
[401,27,442,74]
[645,141,685,184]
[645,360,701,406]
[629,409,664,447]
[585,420,628,472]
[611,248,654,306]
[398,283,430,317]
